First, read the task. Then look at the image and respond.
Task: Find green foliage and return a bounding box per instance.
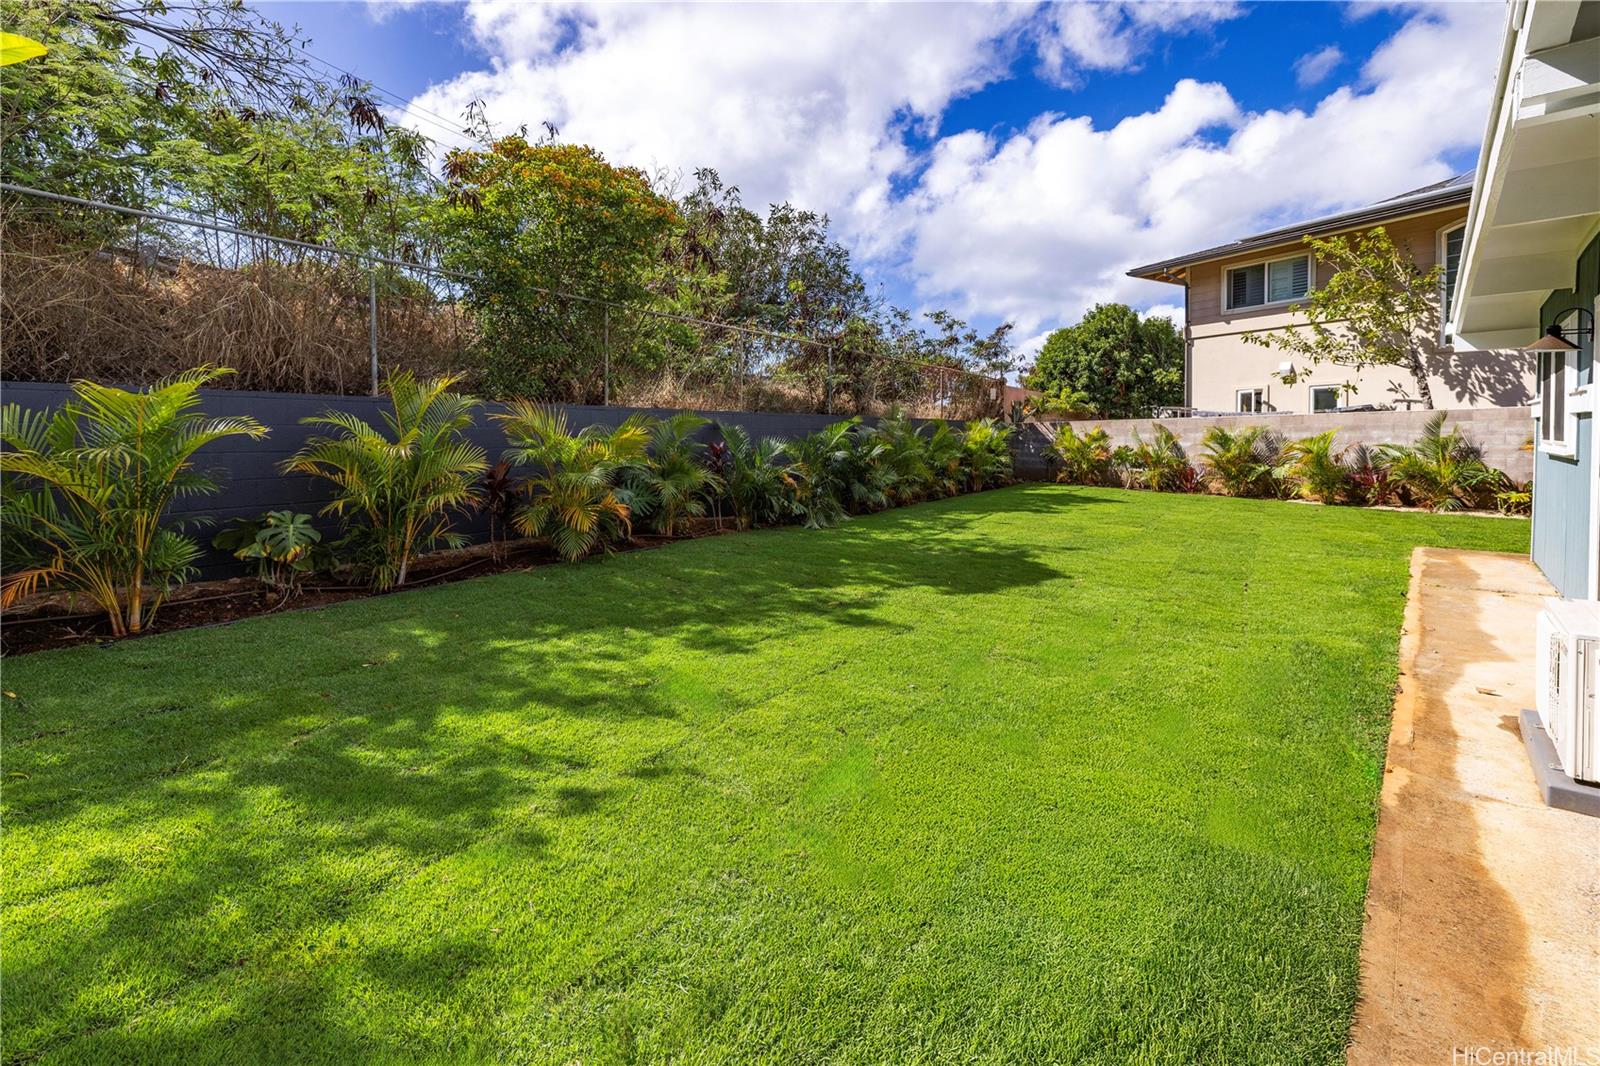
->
[1377,413,1496,512]
[1345,444,1400,507]
[786,419,857,529]
[1495,480,1532,517]
[1199,426,1292,498]
[1131,425,1199,493]
[626,413,722,537]
[1026,304,1183,418]
[493,404,651,561]
[959,418,1014,491]
[713,424,794,531]
[869,408,935,503]
[0,365,267,634]
[923,422,966,498]
[1050,425,1114,486]
[1286,431,1351,505]
[839,428,895,514]
[212,511,327,593]
[284,373,486,588]
[1243,226,1443,409]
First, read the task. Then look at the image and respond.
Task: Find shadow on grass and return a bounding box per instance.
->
[2,486,1078,1063]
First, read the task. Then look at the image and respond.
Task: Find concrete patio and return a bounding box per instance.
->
[1349,548,1600,1064]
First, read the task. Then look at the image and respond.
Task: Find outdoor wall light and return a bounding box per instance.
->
[1524,308,1593,351]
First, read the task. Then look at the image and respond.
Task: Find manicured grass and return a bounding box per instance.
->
[2,486,1529,1065]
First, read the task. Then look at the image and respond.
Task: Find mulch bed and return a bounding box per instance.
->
[1,519,740,657]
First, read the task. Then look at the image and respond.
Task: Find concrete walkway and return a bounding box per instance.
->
[1349,548,1600,1064]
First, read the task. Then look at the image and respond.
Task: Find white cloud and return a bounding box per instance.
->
[1293,44,1344,87]
[1037,1,1243,86]
[890,2,1503,335]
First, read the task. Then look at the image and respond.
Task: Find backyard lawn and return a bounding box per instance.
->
[2,485,1530,1065]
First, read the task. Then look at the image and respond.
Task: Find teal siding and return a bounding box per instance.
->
[1533,232,1599,597]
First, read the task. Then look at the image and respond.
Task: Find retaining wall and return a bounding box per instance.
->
[1015,406,1535,483]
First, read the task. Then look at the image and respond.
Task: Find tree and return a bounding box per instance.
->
[1026,304,1182,418]
[1242,226,1441,409]
[435,136,681,401]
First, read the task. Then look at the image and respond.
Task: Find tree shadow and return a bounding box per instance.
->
[1,487,1075,1063]
[1425,346,1534,408]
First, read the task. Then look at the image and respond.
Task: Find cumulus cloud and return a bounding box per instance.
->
[1294,44,1345,87]
[400,1,1503,338]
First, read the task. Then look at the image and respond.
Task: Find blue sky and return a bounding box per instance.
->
[257,1,1505,351]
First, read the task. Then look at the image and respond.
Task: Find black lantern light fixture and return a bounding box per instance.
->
[1525,307,1594,351]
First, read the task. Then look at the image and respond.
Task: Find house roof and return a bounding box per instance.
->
[1126,172,1474,282]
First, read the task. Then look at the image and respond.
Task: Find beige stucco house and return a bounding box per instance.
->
[1128,176,1536,415]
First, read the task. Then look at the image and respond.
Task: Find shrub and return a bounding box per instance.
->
[924,421,966,498]
[0,366,268,635]
[1495,478,1532,517]
[715,424,794,530]
[1199,425,1291,498]
[627,413,722,537]
[1378,413,1497,512]
[285,372,486,588]
[1131,425,1198,492]
[1050,425,1114,486]
[212,511,328,594]
[481,459,518,561]
[840,427,895,513]
[871,408,935,503]
[786,420,856,529]
[1344,444,1399,507]
[494,404,651,561]
[1286,431,1350,504]
[960,418,1014,491]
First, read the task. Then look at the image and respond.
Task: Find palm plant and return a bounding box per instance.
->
[0,366,268,635]
[284,372,486,589]
[1345,444,1399,506]
[959,418,1013,491]
[627,413,721,537]
[715,424,794,530]
[871,408,934,503]
[1377,413,1497,512]
[840,427,895,514]
[1131,425,1197,492]
[1285,431,1350,504]
[786,419,856,529]
[494,404,651,561]
[1199,425,1292,497]
[1050,425,1114,485]
[923,421,966,498]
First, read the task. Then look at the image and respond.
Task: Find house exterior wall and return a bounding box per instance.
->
[1531,231,1600,598]
[1183,203,1536,414]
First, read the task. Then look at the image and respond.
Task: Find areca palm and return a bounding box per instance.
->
[786,419,856,529]
[0,366,268,635]
[284,372,486,589]
[715,424,794,530]
[870,408,934,503]
[959,418,1013,491]
[1050,425,1113,485]
[1199,425,1291,497]
[923,422,965,497]
[627,412,722,537]
[1286,431,1351,504]
[495,403,650,561]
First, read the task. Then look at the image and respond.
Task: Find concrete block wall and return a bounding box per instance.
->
[1018,406,1535,483]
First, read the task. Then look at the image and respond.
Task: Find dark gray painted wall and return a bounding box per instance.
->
[2,381,987,578]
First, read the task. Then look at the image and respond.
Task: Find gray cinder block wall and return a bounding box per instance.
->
[1015,407,1535,484]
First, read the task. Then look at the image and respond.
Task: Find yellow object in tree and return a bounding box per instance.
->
[0,31,48,66]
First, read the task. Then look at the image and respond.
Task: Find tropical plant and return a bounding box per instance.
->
[1026,303,1184,418]
[923,421,966,498]
[494,404,651,561]
[714,424,794,530]
[481,459,518,561]
[1345,444,1400,507]
[1050,425,1114,485]
[1494,478,1532,517]
[626,413,721,537]
[1285,431,1350,504]
[1131,425,1198,493]
[1378,413,1497,512]
[839,427,895,514]
[1199,425,1292,498]
[786,419,857,529]
[871,408,935,503]
[960,418,1013,491]
[284,372,486,589]
[0,366,268,635]
[212,510,327,593]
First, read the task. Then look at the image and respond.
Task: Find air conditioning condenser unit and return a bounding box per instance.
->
[1535,598,1600,785]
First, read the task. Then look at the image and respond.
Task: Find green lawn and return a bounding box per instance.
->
[2,486,1529,1065]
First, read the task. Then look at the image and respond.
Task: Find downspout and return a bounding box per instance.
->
[1182,270,1193,411]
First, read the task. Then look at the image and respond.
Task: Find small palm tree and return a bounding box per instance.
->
[1378,413,1496,512]
[1132,425,1196,492]
[1050,425,1113,485]
[0,366,268,635]
[960,418,1013,491]
[627,412,722,537]
[840,427,894,513]
[923,421,965,497]
[494,404,651,561]
[870,408,934,503]
[715,424,794,530]
[1345,444,1398,506]
[786,420,856,529]
[285,372,486,588]
[1286,431,1350,504]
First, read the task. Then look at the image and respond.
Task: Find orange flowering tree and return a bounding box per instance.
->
[436,136,682,401]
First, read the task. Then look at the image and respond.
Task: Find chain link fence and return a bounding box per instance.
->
[0,184,1005,420]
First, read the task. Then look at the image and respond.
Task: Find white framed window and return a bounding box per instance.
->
[1438,223,1465,344]
[1225,253,1311,311]
[1537,309,1589,458]
[1236,388,1266,413]
[1310,385,1342,413]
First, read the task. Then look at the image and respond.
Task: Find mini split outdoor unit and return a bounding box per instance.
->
[1535,599,1600,785]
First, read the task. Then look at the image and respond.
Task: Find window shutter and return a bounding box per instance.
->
[1291,256,1309,297]
[1230,269,1249,308]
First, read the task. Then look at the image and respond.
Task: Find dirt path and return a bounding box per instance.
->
[1349,548,1600,1064]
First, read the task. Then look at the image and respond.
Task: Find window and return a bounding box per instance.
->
[1226,254,1311,310]
[1439,224,1464,342]
[1236,388,1266,413]
[1310,385,1342,413]
[1538,348,1570,452]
